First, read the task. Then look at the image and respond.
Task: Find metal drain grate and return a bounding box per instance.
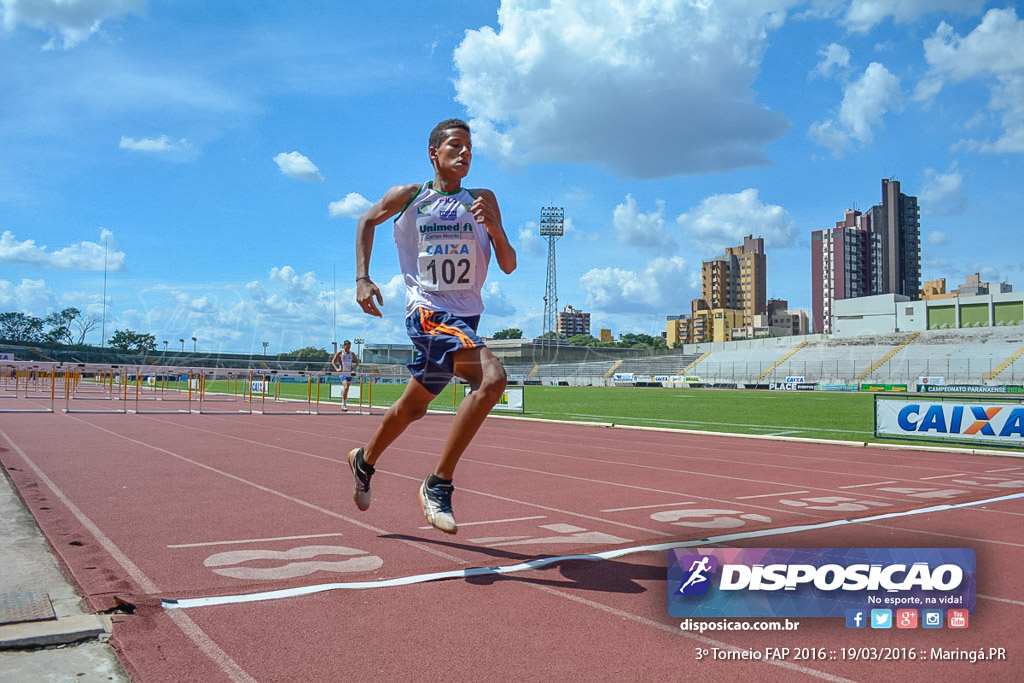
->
[0,590,56,626]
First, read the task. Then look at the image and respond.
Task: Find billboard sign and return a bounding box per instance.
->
[876,397,1024,445]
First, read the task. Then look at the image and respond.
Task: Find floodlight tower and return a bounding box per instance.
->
[540,207,564,336]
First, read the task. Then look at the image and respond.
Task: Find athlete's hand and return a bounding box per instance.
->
[470,194,501,234]
[357,278,383,317]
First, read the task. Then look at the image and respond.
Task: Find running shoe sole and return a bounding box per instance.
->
[418,480,457,534]
[348,448,371,511]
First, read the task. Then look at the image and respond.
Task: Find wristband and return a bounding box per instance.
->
[356,275,371,282]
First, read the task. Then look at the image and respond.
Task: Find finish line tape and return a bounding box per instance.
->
[162,490,1024,610]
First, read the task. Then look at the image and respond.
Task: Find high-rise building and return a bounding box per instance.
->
[811,179,921,334]
[699,235,766,328]
[556,304,590,337]
[872,178,921,299]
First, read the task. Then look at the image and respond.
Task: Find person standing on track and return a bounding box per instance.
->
[331,339,359,411]
[347,118,517,534]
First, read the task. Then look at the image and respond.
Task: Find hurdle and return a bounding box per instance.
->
[196,369,252,415]
[0,361,56,413]
[63,363,128,414]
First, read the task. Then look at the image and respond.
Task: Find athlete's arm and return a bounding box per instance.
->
[470,188,517,274]
[355,184,420,317]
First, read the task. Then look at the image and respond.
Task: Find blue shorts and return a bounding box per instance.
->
[406,307,484,395]
[340,376,353,383]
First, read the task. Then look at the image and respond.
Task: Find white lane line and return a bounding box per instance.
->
[977,594,1024,607]
[0,427,256,683]
[416,515,547,530]
[70,415,468,566]
[986,467,1024,473]
[920,473,968,480]
[601,502,695,512]
[162,490,1024,610]
[168,533,345,549]
[838,481,898,489]
[735,490,808,500]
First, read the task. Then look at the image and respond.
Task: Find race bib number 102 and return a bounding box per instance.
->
[418,241,476,292]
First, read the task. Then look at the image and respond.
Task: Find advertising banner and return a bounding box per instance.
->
[769,382,816,391]
[668,547,975,619]
[463,386,524,412]
[861,383,908,392]
[329,385,361,399]
[917,384,1023,394]
[819,383,860,392]
[875,397,1024,445]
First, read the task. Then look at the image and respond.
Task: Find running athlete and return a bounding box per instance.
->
[347,118,517,534]
[330,339,359,411]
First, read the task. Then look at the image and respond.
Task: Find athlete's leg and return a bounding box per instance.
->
[433,346,506,479]
[361,378,436,466]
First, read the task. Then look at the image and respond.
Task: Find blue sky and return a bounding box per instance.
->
[2,0,1022,353]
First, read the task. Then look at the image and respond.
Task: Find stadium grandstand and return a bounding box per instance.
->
[4,325,1023,388]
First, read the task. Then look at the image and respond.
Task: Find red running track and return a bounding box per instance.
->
[1,402,1022,682]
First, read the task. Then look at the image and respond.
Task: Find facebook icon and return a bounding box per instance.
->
[845,609,867,629]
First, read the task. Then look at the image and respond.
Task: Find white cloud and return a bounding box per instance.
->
[119,135,190,154]
[580,256,689,314]
[919,9,1024,154]
[328,192,372,218]
[844,0,985,33]
[676,189,795,254]
[0,228,125,271]
[453,0,791,178]
[919,163,966,215]
[516,222,546,258]
[1,0,144,49]
[926,231,951,246]
[613,195,676,254]
[808,62,901,155]
[269,265,318,304]
[0,278,54,311]
[273,151,323,182]
[810,43,850,80]
[482,281,516,317]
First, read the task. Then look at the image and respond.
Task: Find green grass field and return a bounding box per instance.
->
[198,380,885,442]
[119,377,1023,451]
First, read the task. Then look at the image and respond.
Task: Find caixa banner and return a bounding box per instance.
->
[667,548,975,618]
[875,397,1024,445]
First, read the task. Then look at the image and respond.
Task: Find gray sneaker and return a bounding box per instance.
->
[347,448,373,511]
[418,478,457,534]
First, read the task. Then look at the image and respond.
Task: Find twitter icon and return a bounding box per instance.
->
[870,609,893,629]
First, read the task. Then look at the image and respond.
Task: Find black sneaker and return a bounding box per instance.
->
[418,478,457,534]
[347,448,373,511]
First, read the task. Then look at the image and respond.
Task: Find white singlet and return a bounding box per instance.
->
[339,352,355,374]
[393,182,492,317]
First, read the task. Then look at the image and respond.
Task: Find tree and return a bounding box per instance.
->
[43,307,80,345]
[618,333,666,349]
[290,346,330,358]
[568,334,600,346]
[108,329,157,353]
[0,312,44,343]
[74,313,101,345]
[537,331,565,340]
[492,328,523,339]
